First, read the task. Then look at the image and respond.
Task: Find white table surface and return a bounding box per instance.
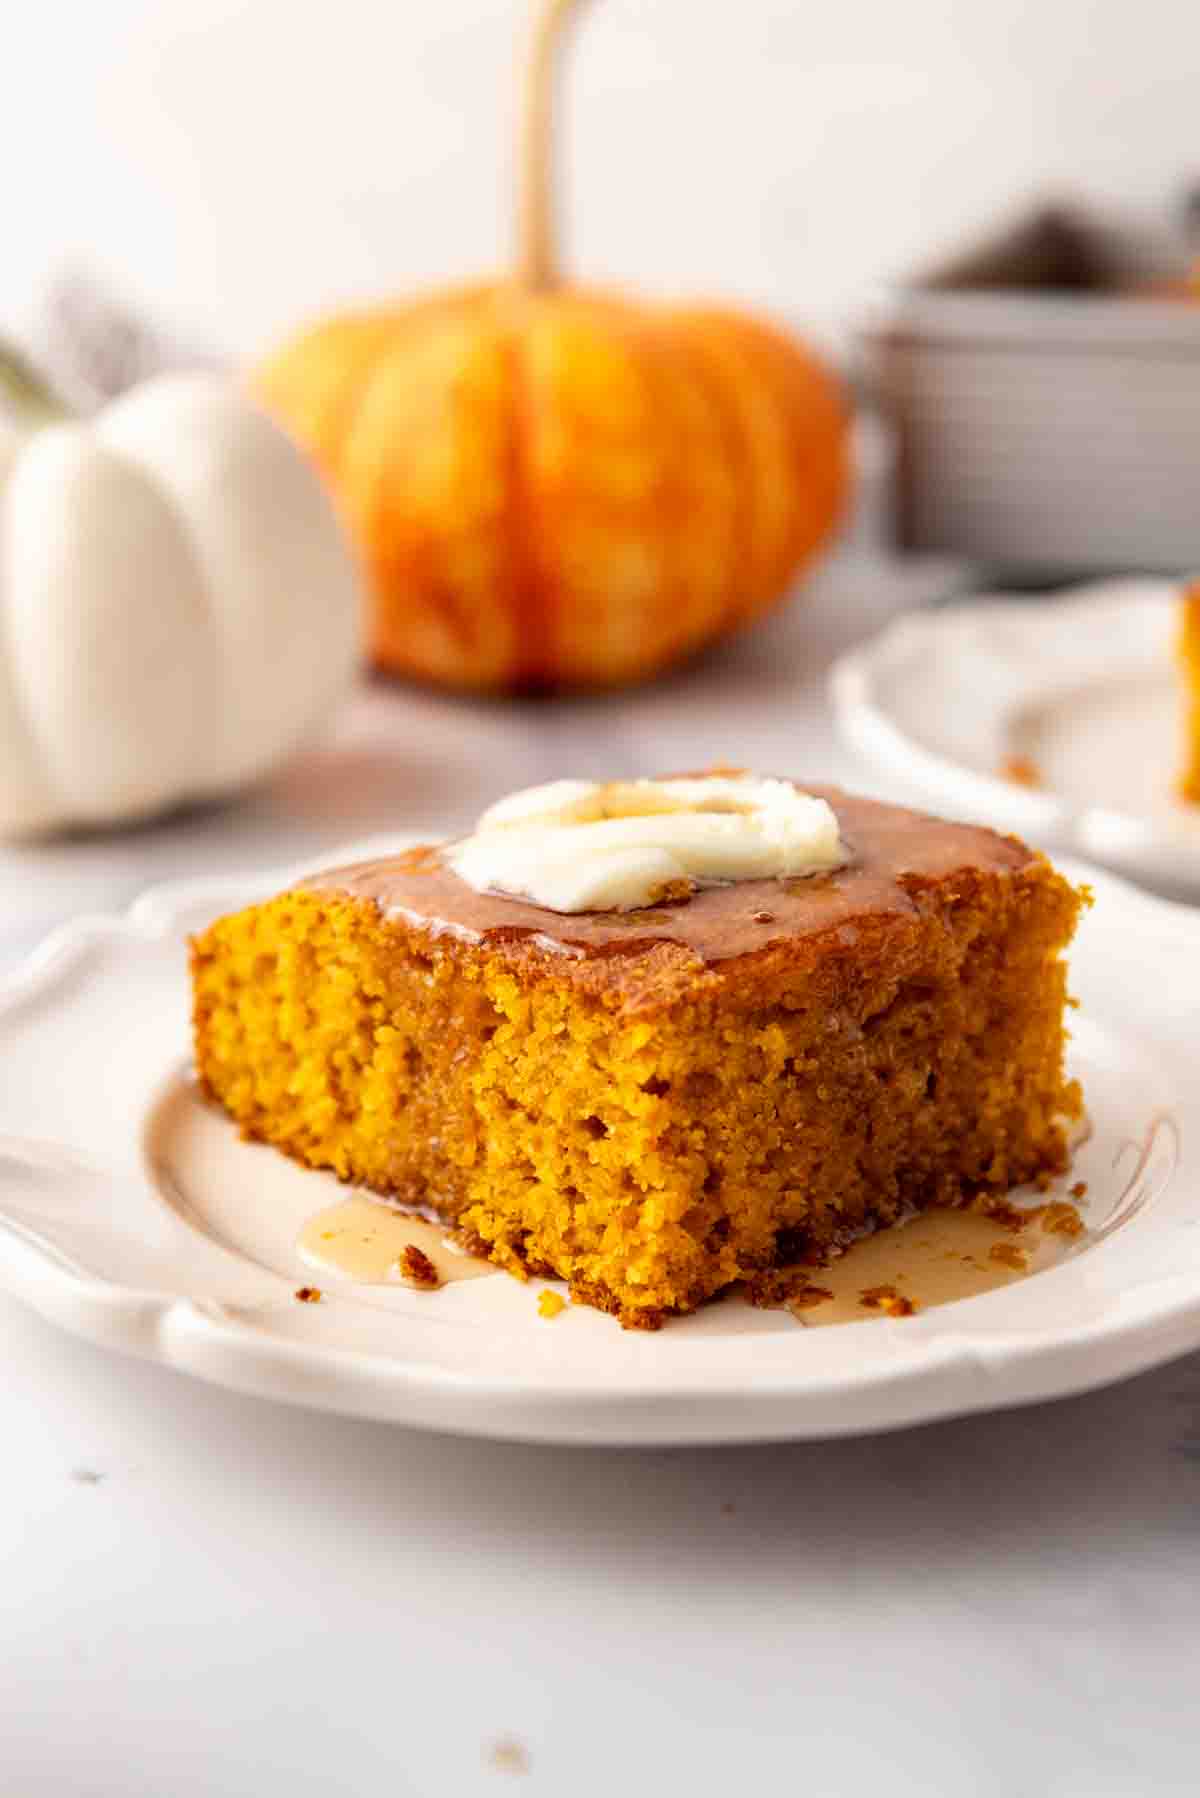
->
[3,552,1198,1798]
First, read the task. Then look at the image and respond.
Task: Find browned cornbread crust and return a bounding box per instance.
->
[191,785,1084,1326]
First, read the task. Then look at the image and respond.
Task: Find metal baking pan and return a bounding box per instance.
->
[857,203,1200,579]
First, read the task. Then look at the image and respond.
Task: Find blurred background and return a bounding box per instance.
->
[4,0,1200,915]
[5,0,1198,354]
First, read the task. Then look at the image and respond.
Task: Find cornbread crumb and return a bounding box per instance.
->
[295,1286,322,1304]
[488,1738,529,1776]
[1070,1180,1088,1200]
[970,1197,1029,1233]
[537,1289,567,1320]
[860,1284,917,1317]
[788,1284,834,1314]
[988,1242,1029,1271]
[1000,754,1043,788]
[398,1245,441,1289]
[744,1264,833,1309]
[1039,1201,1085,1238]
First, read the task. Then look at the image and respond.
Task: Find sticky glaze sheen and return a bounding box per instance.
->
[298,1195,494,1287]
[301,787,1036,966]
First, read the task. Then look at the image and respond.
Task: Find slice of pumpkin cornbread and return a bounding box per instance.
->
[191,783,1084,1327]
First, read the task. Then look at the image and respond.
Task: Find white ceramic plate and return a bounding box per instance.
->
[831,580,1200,896]
[0,847,1198,1446]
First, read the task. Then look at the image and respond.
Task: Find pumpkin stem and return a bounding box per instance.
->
[517,0,591,290]
[0,342,71,431]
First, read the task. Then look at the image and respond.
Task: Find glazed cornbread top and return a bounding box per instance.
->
[448,776,846,912]
[301,782,1038,969]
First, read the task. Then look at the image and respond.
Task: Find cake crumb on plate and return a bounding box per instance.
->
[1038,1201,1085,1238]
[1000,753,1043,787]
[859,1285,917,1317]
[397,1245,441,1289]
[488,1737,529,1776]
[787,1284,834,1314]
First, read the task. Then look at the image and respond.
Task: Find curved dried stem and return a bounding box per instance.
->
[0,343,69,432]
[516,0,593,289]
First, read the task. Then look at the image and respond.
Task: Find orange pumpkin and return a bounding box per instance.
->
[255,0,850,690]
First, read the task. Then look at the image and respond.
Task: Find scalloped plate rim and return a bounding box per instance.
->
[0,841,1198,1444]
[829,580,1200,890]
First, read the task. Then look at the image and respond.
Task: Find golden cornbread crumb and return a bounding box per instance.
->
[859,1285,916,1317]
[988,1242,1029,1271]
[190,793,1084,1328]
[537,1290,567,1319]
[294,1286,322,1304]
[971,1197,1031,1233]
[1038,1200,1085,1238]
[744,1261,837,1309]
[398,1245,441,1289]
[1000,754,1043,788]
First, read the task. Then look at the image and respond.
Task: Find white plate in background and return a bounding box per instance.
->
[0,849,1197,1444]
[831,580,1200,896]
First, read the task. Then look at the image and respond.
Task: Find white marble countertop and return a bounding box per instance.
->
[2,552,1198,1798]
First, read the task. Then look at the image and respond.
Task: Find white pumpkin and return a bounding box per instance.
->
[0,369,361,836]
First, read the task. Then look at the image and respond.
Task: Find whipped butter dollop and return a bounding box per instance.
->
[447,776,846,913]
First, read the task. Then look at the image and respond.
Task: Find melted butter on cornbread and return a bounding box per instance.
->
[301,783,1036,966]
[445,776,846,912]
